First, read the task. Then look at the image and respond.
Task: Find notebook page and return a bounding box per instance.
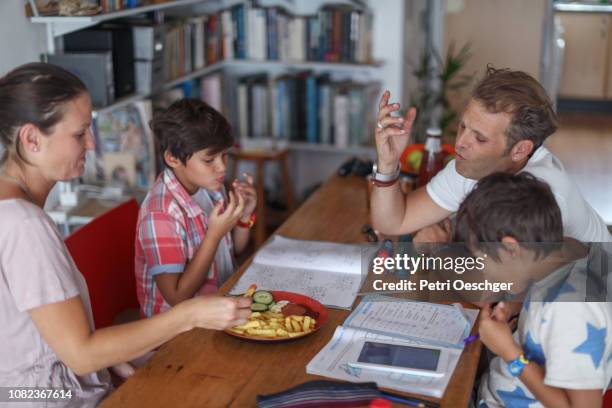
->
[229,263,363,309]
[252,235,363,274]
[344,296,477,349]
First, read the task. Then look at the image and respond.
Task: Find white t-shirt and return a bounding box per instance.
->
[426,147,612,243]
[478,258,612,407]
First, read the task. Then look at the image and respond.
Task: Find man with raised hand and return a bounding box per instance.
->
[370,66,611,243]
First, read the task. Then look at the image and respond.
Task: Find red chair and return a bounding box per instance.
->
[604,389,612,408]
[65,199,140,329]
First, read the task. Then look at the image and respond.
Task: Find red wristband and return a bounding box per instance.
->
[371,177,399,188]
[237,213,256,229]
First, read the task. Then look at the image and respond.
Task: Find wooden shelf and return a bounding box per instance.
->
[92,59,382,114]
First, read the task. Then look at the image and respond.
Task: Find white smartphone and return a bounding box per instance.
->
[348,340,449,377]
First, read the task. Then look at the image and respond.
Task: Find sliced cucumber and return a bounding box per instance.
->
[252,290,274,305]
[251,302,268,312]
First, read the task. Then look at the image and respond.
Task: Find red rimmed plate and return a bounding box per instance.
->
[224,291,328,342]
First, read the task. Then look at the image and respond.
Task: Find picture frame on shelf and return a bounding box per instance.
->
[92,99,156,190]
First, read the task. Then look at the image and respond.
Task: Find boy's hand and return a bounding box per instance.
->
[492,301,521,331]
[208,191,245,239]
[479,303,523,362]
[232,173,257,219]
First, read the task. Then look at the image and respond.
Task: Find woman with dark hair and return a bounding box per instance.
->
[0,63,251,406]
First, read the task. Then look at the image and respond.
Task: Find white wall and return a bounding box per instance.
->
[369,0,404,103]
[0,2,47,75]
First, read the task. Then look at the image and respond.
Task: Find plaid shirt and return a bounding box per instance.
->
[135,168,228,317]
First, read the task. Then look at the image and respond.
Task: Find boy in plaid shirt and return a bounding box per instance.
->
[135,99,256,318]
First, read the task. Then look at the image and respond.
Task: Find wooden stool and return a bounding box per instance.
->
[229,148,296,248]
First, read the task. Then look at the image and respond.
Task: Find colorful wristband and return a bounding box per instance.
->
[507,354,529,377]
[237,213,256,229]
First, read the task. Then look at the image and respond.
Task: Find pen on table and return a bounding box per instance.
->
[378,390,440,408]
[463,313,520,346]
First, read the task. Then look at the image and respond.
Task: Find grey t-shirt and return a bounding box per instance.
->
[0,199,111,407]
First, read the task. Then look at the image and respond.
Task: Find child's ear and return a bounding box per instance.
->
[163,151,182,169]
[500,236,520,258]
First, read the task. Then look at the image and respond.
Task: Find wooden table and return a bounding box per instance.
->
[102,175,481,408]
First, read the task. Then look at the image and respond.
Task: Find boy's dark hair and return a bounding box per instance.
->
[472,65,558,154]
[151,98,233,166]
[0,62,87,164]
[454,172,563,260]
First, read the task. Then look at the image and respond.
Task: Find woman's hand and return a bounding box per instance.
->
[207,191,245,239]
[186,295,252,330]
[232,173,257,219]
[374,90,417,173]
[479,303,523,361]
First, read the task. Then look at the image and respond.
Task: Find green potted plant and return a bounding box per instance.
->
[409,42,474,143]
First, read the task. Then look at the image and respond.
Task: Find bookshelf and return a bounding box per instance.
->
[29,0,404,196]
[94,58,381,116]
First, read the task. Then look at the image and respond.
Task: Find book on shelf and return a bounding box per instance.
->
[221,9,234,60]
[200,72,224,114]
[233,70,379,147]
[149,0,374,67]
[307,297,479,398]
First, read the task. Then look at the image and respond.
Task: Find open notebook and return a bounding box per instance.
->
[307,295,479,398]
[229,235,364,309]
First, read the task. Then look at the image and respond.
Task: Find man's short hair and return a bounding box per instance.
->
[151,98,233,165]
[454,172,563,260]
[472,65,558,153]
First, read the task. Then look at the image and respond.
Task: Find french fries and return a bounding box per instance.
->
[230,311,317,339]
[244,284,257,298]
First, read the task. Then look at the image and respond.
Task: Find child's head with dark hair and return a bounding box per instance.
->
[151,98,234,193]
[151,98,233,165]
[453,172,565,296]
[454,171,563,261]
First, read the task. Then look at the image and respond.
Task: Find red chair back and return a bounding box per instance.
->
[604,389,612,408]
[65,199,140,329]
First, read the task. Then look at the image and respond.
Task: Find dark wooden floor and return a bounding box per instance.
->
[545,112,612,225]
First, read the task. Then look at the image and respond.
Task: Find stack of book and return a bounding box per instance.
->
[234,71,380,147]
[160,0,373,79]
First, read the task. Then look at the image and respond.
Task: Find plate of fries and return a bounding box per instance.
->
[225,290,328,342]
